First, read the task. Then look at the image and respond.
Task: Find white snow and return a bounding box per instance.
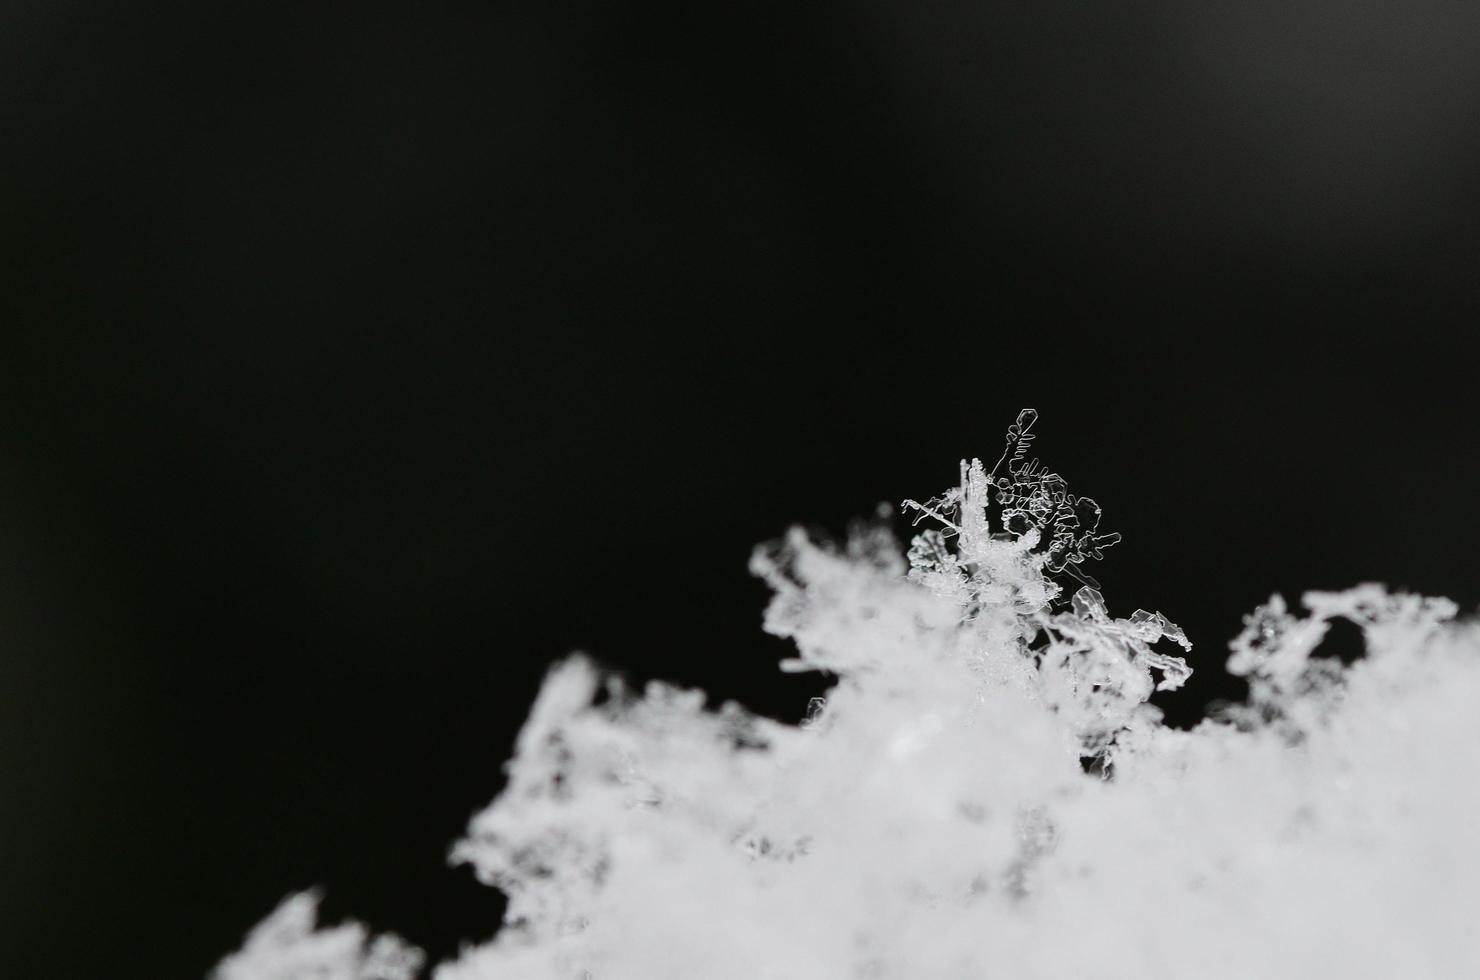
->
[218,412,1480,980]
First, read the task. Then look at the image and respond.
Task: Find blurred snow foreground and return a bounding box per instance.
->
[217,410,1480,980]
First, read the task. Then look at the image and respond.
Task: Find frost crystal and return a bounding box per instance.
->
[901,408,1190,752]
[903,409,1121,597]
[218,411,1480,980]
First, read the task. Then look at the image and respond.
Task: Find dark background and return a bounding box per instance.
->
[4,1,1479,976]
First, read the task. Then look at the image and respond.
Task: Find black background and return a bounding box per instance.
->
[5,2,1479,976]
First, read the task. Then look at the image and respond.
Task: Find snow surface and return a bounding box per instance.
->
[216,412,1480,980]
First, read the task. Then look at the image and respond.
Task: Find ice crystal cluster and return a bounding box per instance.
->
[218,411,1480,979]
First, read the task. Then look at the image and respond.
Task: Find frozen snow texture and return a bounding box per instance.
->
[219,411,1480,979]
[211,891,422,980]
